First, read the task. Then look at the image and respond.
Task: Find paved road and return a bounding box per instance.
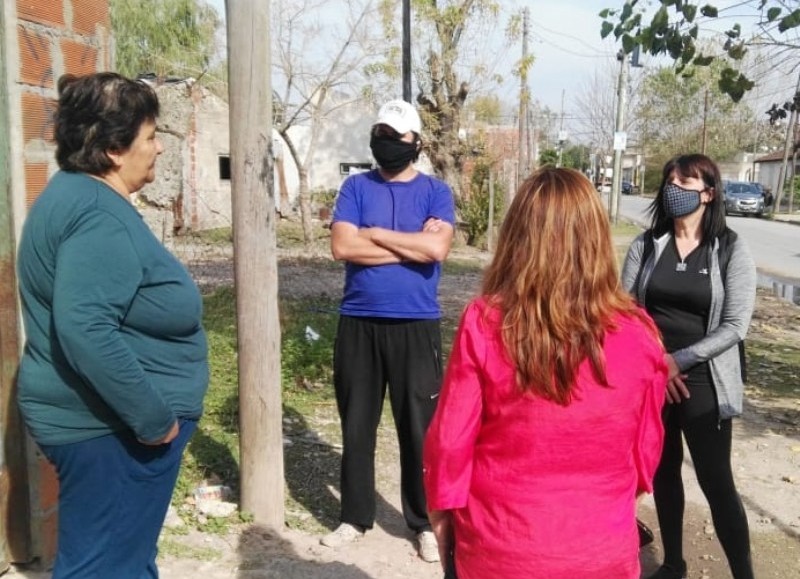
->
[614,194,800,289]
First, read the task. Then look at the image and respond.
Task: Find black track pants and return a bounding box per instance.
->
[333,315,443,532]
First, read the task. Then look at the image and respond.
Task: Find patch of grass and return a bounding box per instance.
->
[174,286,341,531]
[189,227,233,244]
[276,219,331,252]
[745,339,800,399]
[443,258,485,275]
[611,220,644,237]
[157,536,222,561]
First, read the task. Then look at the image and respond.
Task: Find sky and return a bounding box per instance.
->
[208,0,798,138]
[208,0,620,122]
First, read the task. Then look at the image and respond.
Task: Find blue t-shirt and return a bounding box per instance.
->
[332,170,455,319]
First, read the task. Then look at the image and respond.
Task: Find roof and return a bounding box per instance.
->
[755,148,800,164]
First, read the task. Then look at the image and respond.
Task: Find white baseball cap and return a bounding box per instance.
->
[374,99,422,135]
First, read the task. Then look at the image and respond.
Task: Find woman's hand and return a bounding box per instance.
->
[139,420,179,445]
[665,354,690,404]
[429,509,454,571]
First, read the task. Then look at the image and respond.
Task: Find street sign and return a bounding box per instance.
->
[613,131,627,151]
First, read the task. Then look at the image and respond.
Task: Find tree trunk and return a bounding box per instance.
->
[297,168,314,243]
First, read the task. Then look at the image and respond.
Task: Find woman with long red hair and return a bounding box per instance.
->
[423,167,668,578]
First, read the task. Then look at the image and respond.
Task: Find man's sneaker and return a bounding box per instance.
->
[416,530,440,563]
[320,523,364,548]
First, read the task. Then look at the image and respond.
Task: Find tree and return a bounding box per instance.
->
[538,148,558,166]
[272,0,386,242]
[410,0,513,196]
[572,59,643,179]
[600,0,800,102]
[636,63,756,163]
[562,144,592,171]
[468,95,503,125]
[110,0,222,80]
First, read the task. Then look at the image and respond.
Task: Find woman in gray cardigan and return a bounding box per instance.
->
[621,154,756,579]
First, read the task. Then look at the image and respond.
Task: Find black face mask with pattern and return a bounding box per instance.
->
[370,134,419,172]
[663,183,702,218]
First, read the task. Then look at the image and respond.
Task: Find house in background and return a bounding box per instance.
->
[755,149,800,194]
[718,152,762,183]
[137,85,379,236]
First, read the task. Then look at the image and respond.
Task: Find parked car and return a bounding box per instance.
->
[621,180,639,195]
[723,181,765,217]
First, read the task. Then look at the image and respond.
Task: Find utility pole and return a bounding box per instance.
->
[701,89,709,155]
[609,50,629,223]
[517,7,530,188]
[487,173,495,253]
[227,0,284,528]
[556,89,565,167]
[774,69,800,215]
[402,0,411,102]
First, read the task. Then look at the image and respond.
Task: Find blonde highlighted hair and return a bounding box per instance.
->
[482,167,655,404]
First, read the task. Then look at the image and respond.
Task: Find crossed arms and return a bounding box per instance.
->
[331,217,454,265]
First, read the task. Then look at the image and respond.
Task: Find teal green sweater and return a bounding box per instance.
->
[17,171,208,445]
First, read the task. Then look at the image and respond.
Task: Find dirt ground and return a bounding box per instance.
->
[8,239,800,579]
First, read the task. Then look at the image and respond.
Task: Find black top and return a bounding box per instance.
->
[646,238,712,387]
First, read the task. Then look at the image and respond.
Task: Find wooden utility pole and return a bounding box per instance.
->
[227,0,284,527]
[517,7,530,189]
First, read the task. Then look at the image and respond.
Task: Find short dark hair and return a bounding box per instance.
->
[649,153,727,241]
[54,72,160,174]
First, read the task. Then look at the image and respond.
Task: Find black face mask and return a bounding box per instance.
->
[370,134,419,172]
[663,183,702,218]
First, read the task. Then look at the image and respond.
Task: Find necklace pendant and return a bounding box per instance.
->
[676,262,687,272]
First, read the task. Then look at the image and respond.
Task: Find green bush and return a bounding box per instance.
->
[457,163,505,247]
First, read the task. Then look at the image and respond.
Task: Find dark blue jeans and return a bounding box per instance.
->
[39,418,197,579]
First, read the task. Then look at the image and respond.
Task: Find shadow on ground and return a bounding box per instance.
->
[236,525,374,579]
[282,405,408,541]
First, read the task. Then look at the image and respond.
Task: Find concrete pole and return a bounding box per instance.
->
[609,52,629,224]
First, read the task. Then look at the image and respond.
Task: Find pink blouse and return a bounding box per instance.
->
[424,298,667,579]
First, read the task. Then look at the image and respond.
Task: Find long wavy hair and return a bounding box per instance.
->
[482,167,654,404]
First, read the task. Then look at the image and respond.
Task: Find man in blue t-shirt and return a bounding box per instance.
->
[320,100,455,563]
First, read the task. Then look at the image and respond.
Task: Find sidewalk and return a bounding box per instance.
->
[773,211,800,225]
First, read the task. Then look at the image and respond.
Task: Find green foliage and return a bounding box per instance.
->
[469,95,503,124]
[538,148,558,166]
[635,62,758,163]
[311,188,338,209]
[562,144,591,171]
[600,1,799,102]
[456,162,505,247]
[110,0,221,79]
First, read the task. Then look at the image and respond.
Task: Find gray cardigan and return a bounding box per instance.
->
[621,230,756,419]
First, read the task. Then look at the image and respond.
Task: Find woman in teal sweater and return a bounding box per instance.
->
[17,72,208,579]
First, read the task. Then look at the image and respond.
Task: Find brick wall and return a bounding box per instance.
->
[7,0,111,567]
[15,0,111,206]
